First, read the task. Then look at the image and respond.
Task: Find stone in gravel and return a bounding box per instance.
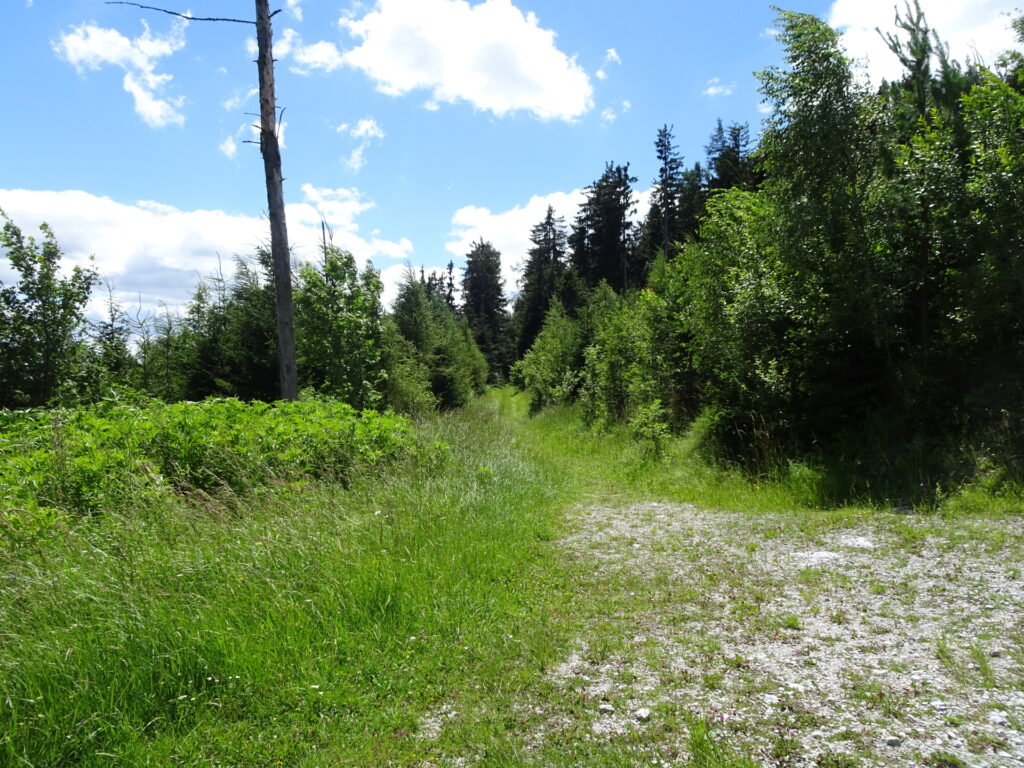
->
[764,694,780,705]
[634,707,652,722]
[598,703,615,715]
[930,699,947,710]
[885,736,903,747]
[988,711,1008,726]
[989,649,1003,658]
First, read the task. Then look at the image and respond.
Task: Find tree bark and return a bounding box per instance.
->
[255,0,298,400]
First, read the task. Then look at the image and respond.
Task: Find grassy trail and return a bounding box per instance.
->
[2,390,1021,767]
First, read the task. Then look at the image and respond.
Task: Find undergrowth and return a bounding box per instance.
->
[0,392,420,546]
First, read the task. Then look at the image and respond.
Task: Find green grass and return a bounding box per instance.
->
[3,388,1019,766]
[0,393,571,766]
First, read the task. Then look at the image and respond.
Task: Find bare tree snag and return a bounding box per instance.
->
[105,1,298,401]
[254,0,297,400]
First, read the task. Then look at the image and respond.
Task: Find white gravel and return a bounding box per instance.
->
[544,501,1024,767]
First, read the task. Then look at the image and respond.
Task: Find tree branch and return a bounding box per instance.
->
[104,2,256,24]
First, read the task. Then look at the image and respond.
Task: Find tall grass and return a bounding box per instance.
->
[0,394,566,766]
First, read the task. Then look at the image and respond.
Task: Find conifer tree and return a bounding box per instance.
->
[569,163,638,293]
[513,205,568,356]
[639,126,687,264]
[461,240,510,380]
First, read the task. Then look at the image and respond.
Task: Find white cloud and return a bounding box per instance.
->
[596,47,622,80]
[338,118,385,172]
[621,99,632,113]
[54,20,187,128]
[702,77,735,97]
[761,27,780,39]
[291,40,345,73]
[0,187,413,315]
[346,145,368,171]
[222,87,259,111]
[286,0,304,21]
[351,117,385,139]
[339,0,593,121]
[219,135,238,158]
[601,106,617,122]
[445,190,584,298]
[829,0,1018,84]
[757,100,773,114]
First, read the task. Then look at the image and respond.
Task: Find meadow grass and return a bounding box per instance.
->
[0,392,572,766]
[2,389,1017,766]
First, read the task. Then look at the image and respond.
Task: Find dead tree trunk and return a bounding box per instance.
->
[255,0,297,400]
[107,1,299,401]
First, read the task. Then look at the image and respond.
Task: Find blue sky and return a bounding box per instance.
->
[1,0,1018,314]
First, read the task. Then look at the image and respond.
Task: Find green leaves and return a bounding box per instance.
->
[0,397,419,540]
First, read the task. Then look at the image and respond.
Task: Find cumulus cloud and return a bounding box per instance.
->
[339,0,593,121]
[702,77,735,97]
[292,40,345,73]
[829,0,1018,84]
[286,0,304,21]
[54,19,187,128]
[0,187,413,316]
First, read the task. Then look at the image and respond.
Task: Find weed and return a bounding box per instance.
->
[924,751,967,768]
[816,751,859,768]
[965,730,1010,754]
[969,645,997,688]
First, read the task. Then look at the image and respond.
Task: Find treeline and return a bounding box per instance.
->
[0,219,514,414]
[512,6,1024,503]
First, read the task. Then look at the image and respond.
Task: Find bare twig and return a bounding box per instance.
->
[104,2,258,24]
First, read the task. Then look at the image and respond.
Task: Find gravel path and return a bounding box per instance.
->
[540,501,1024,767]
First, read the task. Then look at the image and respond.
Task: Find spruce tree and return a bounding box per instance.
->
[513,205,568,356]
[461,240,510,380]
[569,162,639,294]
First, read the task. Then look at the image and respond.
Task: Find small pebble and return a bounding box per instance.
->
[598,703,615,715]
[885,736,903,747]
[988,711,1008,726]
[634,707,652,722]
[989,649,1003,658]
